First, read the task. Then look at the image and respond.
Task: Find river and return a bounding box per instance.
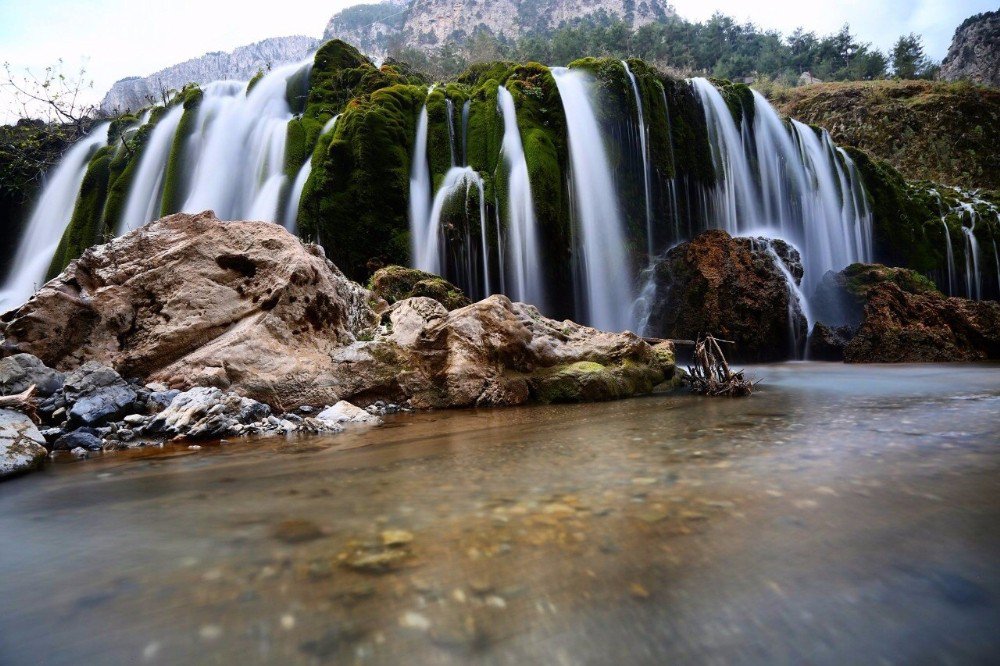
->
[1,363,998,664]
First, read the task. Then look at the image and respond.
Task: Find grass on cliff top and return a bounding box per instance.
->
[765,79,1000,190]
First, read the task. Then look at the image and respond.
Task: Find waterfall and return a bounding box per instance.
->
[180,61,306,221]
[689,79,872,298]
[0,123,110,311]
[284,115,340,232]
[408,97,433,268]
[552,68,633,331]
[445,98,457,166]
[940,218,957,296]
[759,239,812,358]
[622,61,653,257]
[497,86,546,309]
[461,100,471,166]
[960,207,982,300]
[415,166,486,279]
[116,106,184,235]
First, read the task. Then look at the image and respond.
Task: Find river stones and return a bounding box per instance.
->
[0,408,47,479]
[63,362,138,427]
[317,401,382,425]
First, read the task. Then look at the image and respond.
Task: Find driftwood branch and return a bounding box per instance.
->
[0,385,39,421]
[684,335,758,397]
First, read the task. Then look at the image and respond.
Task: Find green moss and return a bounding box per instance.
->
[247,69,265,95]
[298,84,427,279]
[528,360,662,404]
[368,265,471,310]
[160,87,202,216]
[101,113,161,234]
[841,263,941,296]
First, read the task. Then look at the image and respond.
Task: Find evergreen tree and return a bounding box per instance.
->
[892,33,931,79]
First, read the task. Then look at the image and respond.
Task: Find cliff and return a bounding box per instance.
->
[939,10,1000,88]
[99,36,320,114]
[322,0,676,59]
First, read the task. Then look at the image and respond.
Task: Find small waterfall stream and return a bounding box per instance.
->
[552,67,634,331]
[622,61,653,256]
[0,123,110,309]
[116,107,184,235]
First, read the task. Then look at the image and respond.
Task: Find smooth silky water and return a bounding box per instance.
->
[1,364,998,664]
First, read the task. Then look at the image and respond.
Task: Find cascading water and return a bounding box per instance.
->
[496,86,546,309]
[552,67,634,331]
[409,96,433,268]
[960,207,982,300]
[687,79,873,323]
[622,61,653,257]
[0,123,110,310]
[180,61,307,221]
[415,166,486,278]
[116,106,184,235]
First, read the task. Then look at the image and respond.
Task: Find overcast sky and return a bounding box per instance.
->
[1,0,995,121]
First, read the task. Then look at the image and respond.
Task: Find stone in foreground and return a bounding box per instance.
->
[0,408,48,479]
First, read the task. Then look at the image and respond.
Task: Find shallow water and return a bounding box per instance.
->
[1,363,998,664]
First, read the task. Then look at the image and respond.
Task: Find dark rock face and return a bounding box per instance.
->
[815,264,1000,363]
[642,230,807,362]
[807,323,856,362]
[0,353,65,396]
[52,430,103,452]
[940,10,1000,88]
[368,265,471,311]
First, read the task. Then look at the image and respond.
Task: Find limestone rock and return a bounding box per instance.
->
[63,362,138,426]
[940,10,1000,88]
[317,401,382,425]
[642,230,808,361]
[0,408,47,479]
[146,387,271,439]
[1,212,378,409]
[0,353,65,396]
[1,214,675,409]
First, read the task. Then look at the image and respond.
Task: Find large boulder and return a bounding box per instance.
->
[641,230,807,361]
[0,408,47,479]
[63,362,138,426]
[1,213,676,409]
[1,212,377,408]
[815,264,1000,362]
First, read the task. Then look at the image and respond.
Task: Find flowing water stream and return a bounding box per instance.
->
[1,363,997,664]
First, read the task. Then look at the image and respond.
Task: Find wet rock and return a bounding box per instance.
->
[642,230,808,361]
[0,354,65,396]
[52,430,103,452]
[380,529,414,547]
[807,323,855,361]
[342,546,411,573]
[0,408,48,479]
[63,362,138,427]
[272,519,323,543]
[317,401,383,425]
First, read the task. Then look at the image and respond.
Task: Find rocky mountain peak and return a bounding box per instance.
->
[939,10,1000,87]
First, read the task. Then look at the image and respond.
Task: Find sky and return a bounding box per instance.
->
[1,0,995,122]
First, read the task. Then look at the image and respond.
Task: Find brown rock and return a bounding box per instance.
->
[368,265,471,311]
[642,230,807,361]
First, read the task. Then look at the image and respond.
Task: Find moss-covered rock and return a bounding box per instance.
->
[160,87,203,216]
[46,144,113,277]
[368,265,471,310]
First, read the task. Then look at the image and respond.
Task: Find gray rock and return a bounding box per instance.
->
[146,387,273,439]
[0,408,48,479]
[147,390,180,412]
[0,354,65,396]
[317,401,383,425]
[53,431,103,452]
[63,362,138,427]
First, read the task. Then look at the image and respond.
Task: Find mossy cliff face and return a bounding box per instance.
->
[847,148,1000,299]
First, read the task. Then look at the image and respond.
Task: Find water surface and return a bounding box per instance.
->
[1,363,998,664]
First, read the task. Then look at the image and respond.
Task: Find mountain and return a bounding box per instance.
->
[322,0,677,60]
[99,36,320,114]
[939,10,1000,88]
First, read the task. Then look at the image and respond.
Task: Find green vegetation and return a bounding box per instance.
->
[368,265,471,310]
[46,143,113,276]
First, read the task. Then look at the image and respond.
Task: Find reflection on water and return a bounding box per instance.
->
[1,363,998,664]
